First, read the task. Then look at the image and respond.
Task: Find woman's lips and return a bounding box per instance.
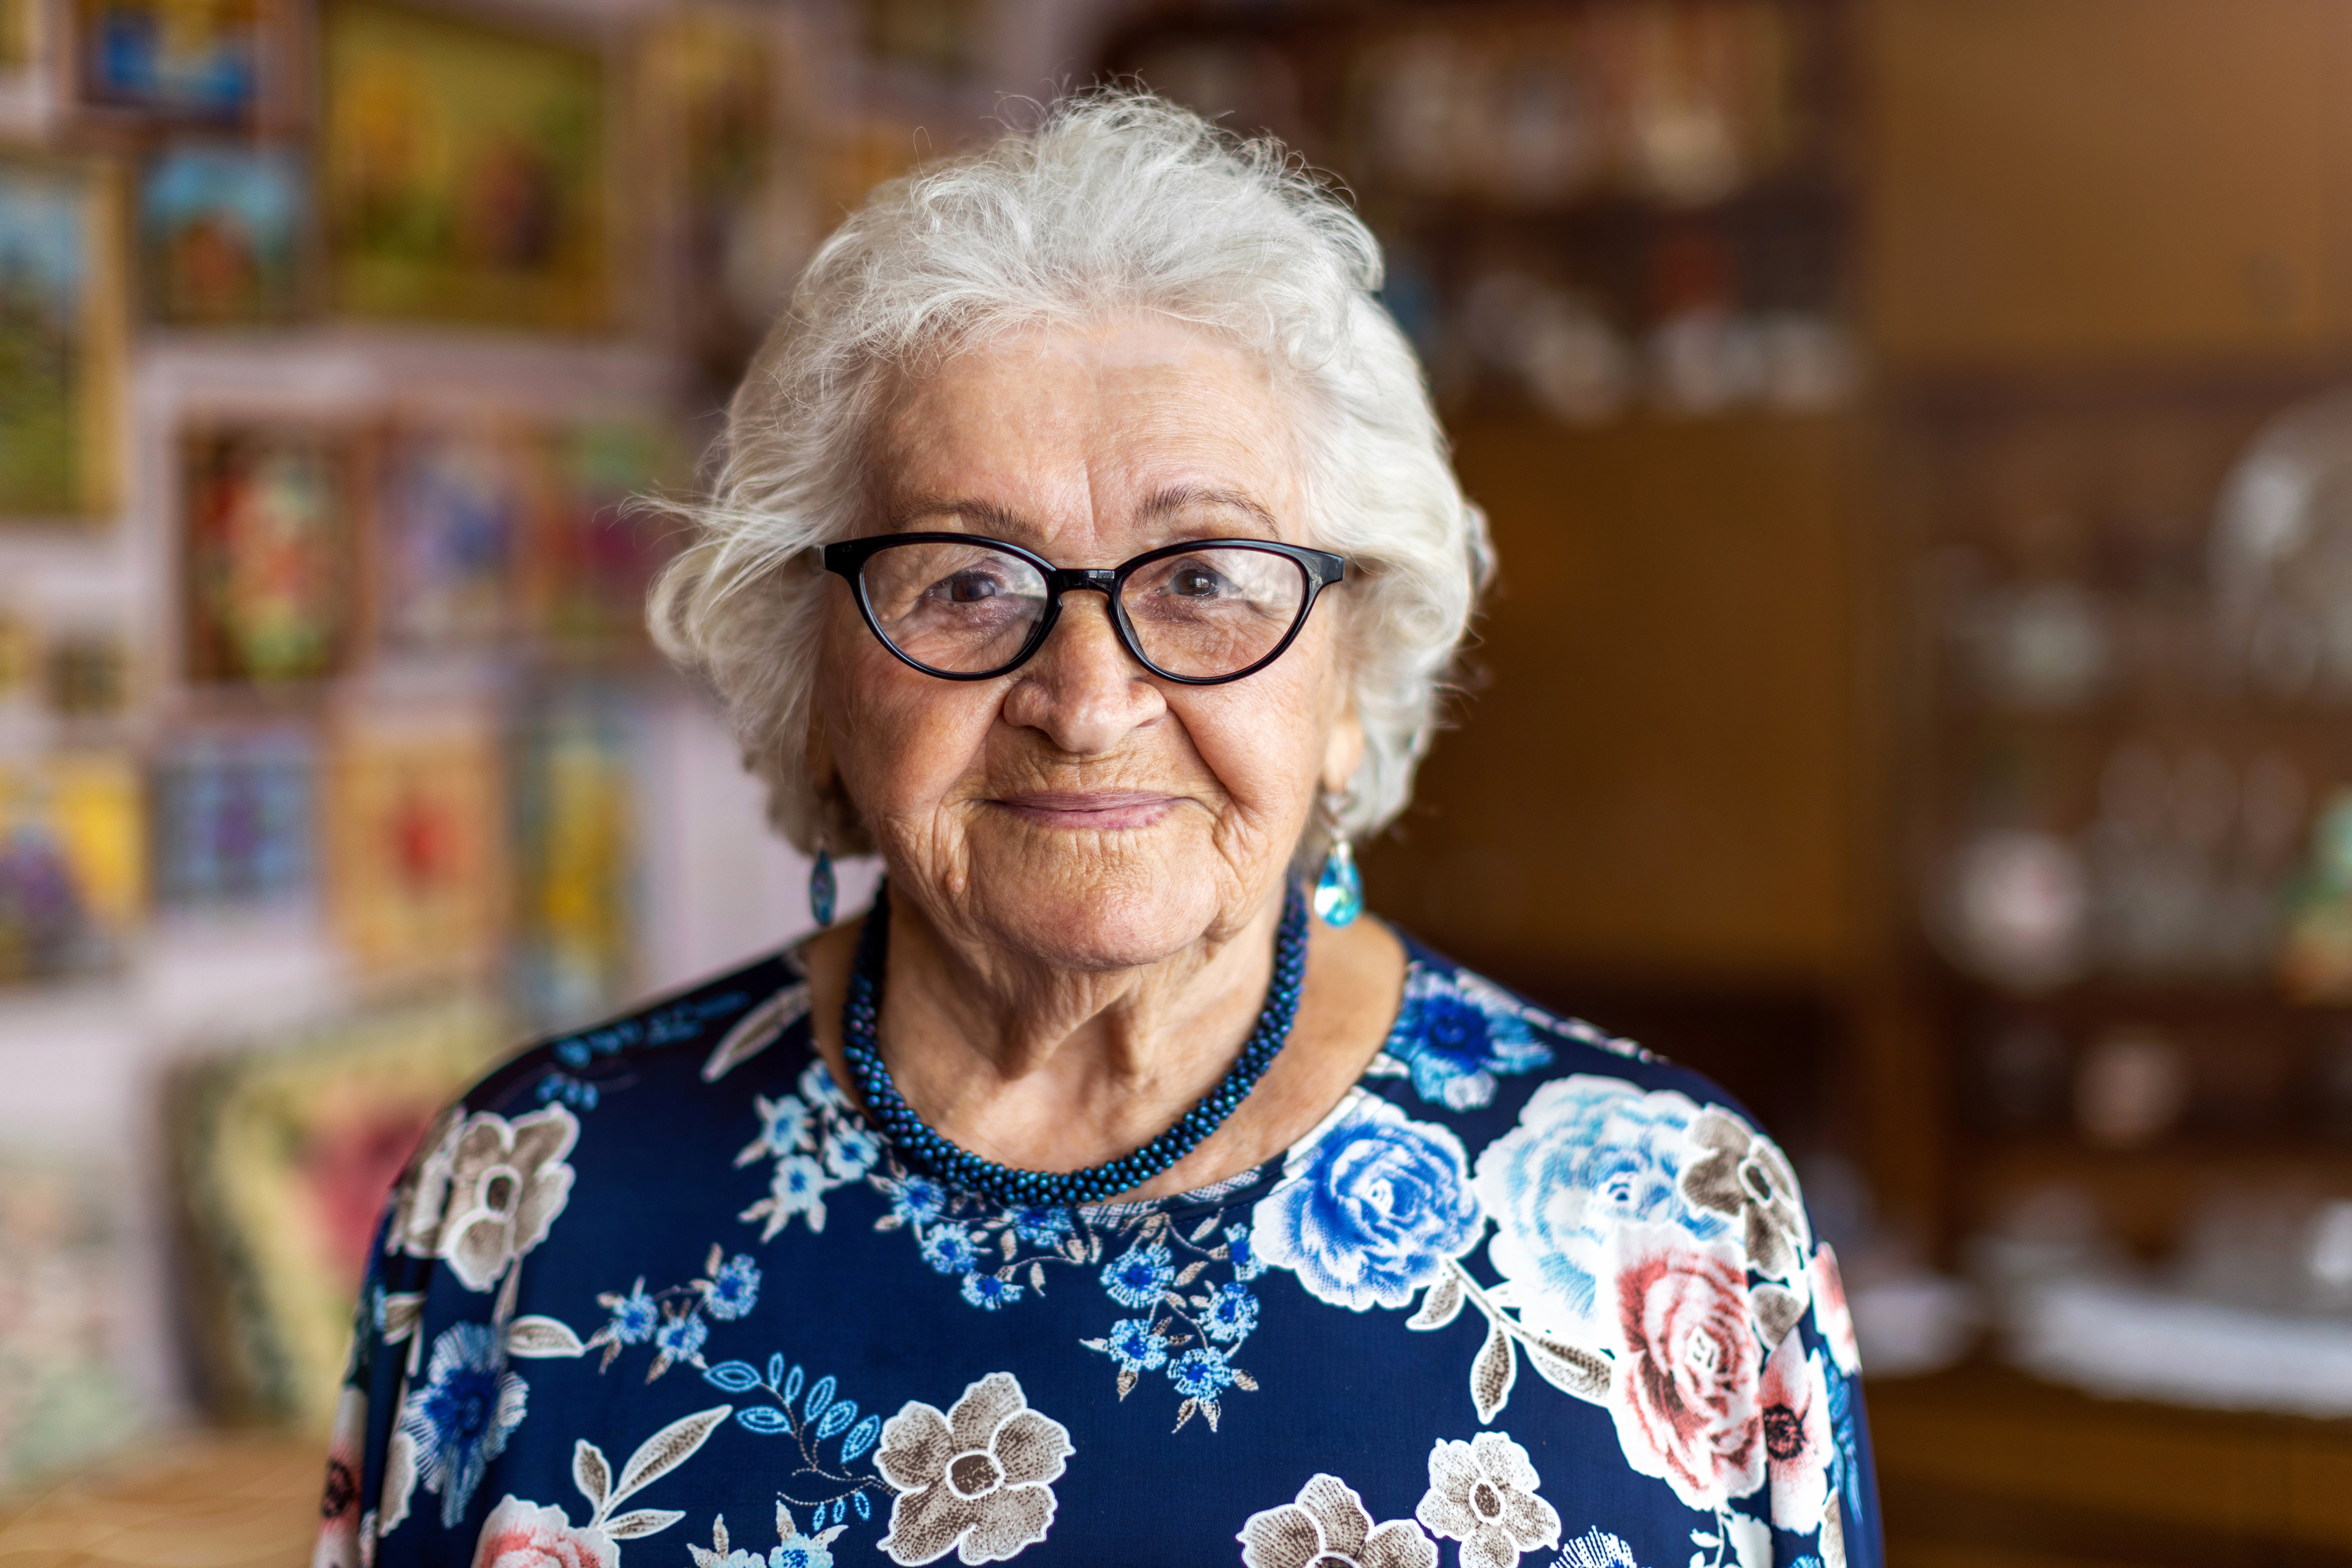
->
[993,791,1180,830]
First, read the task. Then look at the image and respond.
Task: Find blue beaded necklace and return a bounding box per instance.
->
[841,881,1310,1208]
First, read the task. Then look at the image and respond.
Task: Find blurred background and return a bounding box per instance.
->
[5,0,2352,1560]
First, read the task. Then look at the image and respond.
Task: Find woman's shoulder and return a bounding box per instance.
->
[1372,932,1762,1131]
[442,949,817,1126]
[1362,934,1842,1328]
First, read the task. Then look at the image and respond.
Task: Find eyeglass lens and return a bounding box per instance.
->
[857,541,1311,678]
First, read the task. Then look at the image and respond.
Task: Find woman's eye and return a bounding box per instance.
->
[1169,567,1225,597]
[939,571,1001,603]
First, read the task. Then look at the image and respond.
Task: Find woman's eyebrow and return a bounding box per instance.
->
[1141,484,1279,533]
[884,496,1030,536]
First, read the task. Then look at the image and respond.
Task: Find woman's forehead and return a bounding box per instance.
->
[865,321,1305,547]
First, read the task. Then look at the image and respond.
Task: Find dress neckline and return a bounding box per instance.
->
[784,941,1435,1223]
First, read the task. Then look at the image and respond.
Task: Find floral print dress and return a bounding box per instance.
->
[319,937,1880,1568]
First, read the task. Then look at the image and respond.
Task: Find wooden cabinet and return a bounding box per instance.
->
[1867,0,2352,367]
[1364,414,1863,986]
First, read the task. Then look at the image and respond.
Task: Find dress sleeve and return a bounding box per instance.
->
[312,1104,463,1568]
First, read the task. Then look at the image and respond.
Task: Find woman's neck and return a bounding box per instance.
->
[800,889,1406,1202]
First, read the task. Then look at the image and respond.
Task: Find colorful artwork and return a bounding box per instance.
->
[510,686,634,1026]
[322,0,607,329]
[75,0,260,121]
[0,1154,142,1488]
[524,421,681,652]
[1,0,51,114]
[138,141,303,323]
[0,156,125,519]
[376,426,525,647]
[42,626,129,716]
[0,753,142,984]
[167,996,509,1425]
[182,427,352,684]
[642,8,790,380]
[326,716,503,977]
[153,730,313,907]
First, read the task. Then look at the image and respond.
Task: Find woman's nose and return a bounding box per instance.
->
[999,591,1165,755]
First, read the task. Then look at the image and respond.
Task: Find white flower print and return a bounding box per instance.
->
[744,1154,832,1239]
[1678,1109,1810,1283]
[1556,1529,1639,1568]
[1238,1475,1436,1568]
[874,1372,1071,1565]
[739,1094,811,1167]
[397,1105,580,1292]
[1413,1433,1561,1568]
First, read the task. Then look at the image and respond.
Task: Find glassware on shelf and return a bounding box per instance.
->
[2073,1025,2189,1149]
[1931,828,2089,992]
[2212,386,2352,704]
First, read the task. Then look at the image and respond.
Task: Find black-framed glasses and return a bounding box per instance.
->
[822,534,1349,685]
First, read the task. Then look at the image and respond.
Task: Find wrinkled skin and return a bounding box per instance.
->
[803,316,1405,1197]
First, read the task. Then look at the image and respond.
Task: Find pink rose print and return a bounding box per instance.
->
[1756,1332,1833,1533]
[314,1386,367,1568]
[1808,1244,1862,1376]
[1607,1226,1764,1513]
[470,1496,619,1568]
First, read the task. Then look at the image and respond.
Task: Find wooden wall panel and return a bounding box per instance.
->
[1867,0,2352,368]
[1364,414,1859,985]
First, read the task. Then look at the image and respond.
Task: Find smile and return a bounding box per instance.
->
[990,791,1181,830]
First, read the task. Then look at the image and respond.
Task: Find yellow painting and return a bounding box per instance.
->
[321,0,607,329]
[326,714,505,978]
[0,753,143,982]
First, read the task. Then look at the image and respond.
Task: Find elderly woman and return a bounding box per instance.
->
[321,95,1879,1568]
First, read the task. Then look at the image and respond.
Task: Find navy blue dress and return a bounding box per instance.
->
[318,935,1882,1568]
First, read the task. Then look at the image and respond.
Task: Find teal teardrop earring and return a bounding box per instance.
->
[808,836,837,928]
[1311,793,1363,927]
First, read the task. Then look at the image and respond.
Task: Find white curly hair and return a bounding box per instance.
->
[649,89,1492,857]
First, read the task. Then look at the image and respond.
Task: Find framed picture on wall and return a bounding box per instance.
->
[509,683,635,1027]
[325,711,504,978]
[320,0,608,330]
[152,728,315,908]
[0,751,143,984]
[180,426,355,685]
[522,419,681,654]
[374,423,527,649]
[166,996,509,1426]
[1,0,56,125]
[0,153,125,520]
[137,140,305,323]
[72,0,270,124]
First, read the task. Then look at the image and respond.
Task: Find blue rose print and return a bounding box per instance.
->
[396,1321,527,1528]
[1102,1318,1167,1371]
[1169,1346,1236,1399]
[703,1254,761,1320]
[1202,1283,1258,1342]
[960,1271,1024,1309]
[921,1222,980,1275]
[1381,967,1556,1110]
[1472,1075,1729,1340]
[1101,1241,1175,1308]
[1252,1093,1484,1311]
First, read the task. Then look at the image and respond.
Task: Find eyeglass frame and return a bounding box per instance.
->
[820,532,1350,686]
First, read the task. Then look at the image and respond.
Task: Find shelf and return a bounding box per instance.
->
[1872,1360,2352,1566]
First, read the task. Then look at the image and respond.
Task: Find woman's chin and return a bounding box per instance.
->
[947,851,1232,972]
